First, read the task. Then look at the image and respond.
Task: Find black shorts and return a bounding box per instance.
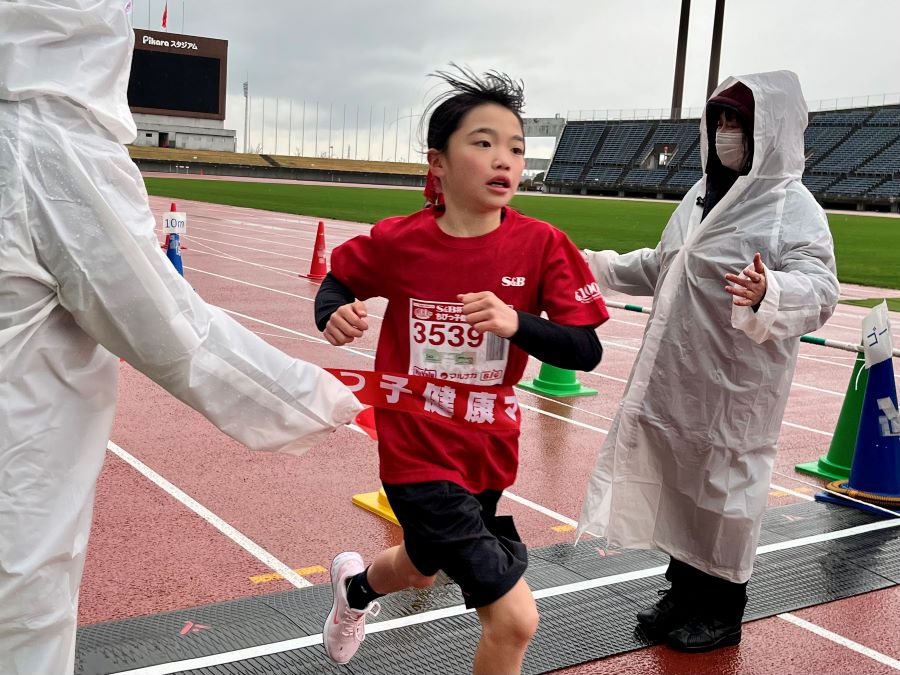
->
[382,480,528,609]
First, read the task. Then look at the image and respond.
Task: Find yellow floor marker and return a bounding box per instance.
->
[352,486,399,526]
[250,565,327,585]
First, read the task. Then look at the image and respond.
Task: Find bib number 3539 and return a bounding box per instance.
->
[408,299,508,385]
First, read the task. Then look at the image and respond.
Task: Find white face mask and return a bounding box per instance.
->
[715,129,746,171]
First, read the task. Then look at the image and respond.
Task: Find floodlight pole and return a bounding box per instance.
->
[368,105,373,161]
[407,108,413,164]
[394,105,400,162]
[242,78,249,154]
[707,0,726,98]
[341,104,347,159]
[670,0,690,120]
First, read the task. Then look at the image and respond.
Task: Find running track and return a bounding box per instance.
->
[79,192,900,674]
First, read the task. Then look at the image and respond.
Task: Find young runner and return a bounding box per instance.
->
[315,66,609,674]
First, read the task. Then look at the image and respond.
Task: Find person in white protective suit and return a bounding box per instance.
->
[577,70,839,653]
[0,2,364,673]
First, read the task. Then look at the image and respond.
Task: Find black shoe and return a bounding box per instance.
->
[666,613,743,652]
[636,588,690,637]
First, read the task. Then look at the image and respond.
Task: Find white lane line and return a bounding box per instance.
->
[105,441,312,588]
[190,246,298,278]
[502,491,578,527]
[185,233,310,261]
[347,413,581,532]
[112,514,900,675]
[514,385,616,423]
[758,518,900,554]
[186,267,386,320]
[185,223,312,250]
[791,381,845,397]
[186,267,313,300]
[777,613,900,670]
[219,307,607,436]
[180,263,842,525]
[220,308,375,361]
[183,246,894,386]
[582,369,629,384]
[519,403,609,434]
[783,421,834,437]
[769,483,815,501]
[601,339,640,352]
[216,305,838,466]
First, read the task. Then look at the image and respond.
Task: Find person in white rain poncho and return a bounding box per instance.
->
[577,70,839,652]
[0,2,363,673]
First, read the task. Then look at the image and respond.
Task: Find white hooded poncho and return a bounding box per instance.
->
[0,2,362,672]
[577,70,839,583]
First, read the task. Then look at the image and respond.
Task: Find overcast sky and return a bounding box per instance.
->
[135,0,900,160]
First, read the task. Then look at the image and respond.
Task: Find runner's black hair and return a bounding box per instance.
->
[425,64,525,152]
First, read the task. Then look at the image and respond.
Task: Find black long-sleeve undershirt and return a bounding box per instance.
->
[510,311,602,371]
[314,272,603,372]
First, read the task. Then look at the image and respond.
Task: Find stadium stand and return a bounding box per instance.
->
[129,145,428,176]
[593,123,652,165]
[869,178,900,198]
[544,105,900,210]
[126,104,898,210]
[128,145,428,189]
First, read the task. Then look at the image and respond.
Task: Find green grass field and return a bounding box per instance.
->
[841,298,900,312]
[144,177,900,290]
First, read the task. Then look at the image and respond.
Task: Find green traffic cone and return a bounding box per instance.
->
[518,363,597,397]
[795,348,868,481]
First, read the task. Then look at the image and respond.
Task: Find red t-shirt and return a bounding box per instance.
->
[330,207,608,493]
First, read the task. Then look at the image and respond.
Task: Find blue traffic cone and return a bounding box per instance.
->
[165,232,184,276]
[816,357,900,513]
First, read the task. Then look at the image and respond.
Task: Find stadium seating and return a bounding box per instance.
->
[544,105,900,207]
[824,175,881,196]
[593,123,652,165]
[129,145,428,176]
[869,178,900,198]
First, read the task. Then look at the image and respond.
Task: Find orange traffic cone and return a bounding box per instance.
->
[300,220,328,280]
[354,407,377,440]
[160,203,188,250]
[160,202,177,249]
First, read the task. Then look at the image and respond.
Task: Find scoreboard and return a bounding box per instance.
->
[128,29,228,120]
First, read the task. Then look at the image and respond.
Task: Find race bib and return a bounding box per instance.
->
[409,299,509,385]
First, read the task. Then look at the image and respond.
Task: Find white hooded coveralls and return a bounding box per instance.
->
[577,71,839,583]
[0,2,362,672]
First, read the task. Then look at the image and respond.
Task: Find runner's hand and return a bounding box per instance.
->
[458,292,518,338]
[725,252,767,307]
[324,301,369,345]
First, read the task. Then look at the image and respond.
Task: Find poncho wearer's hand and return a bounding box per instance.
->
[725,252,767,307]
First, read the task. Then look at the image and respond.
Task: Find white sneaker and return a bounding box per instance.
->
[323,551,381,664]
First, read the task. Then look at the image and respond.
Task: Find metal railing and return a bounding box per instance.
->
[567,93,900,123]
[605,300,900,358]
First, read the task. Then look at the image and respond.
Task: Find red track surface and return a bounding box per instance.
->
[79,192,900,674]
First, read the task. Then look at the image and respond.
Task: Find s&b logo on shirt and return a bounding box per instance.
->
[501,276,526,287]
[575,281,602,303]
